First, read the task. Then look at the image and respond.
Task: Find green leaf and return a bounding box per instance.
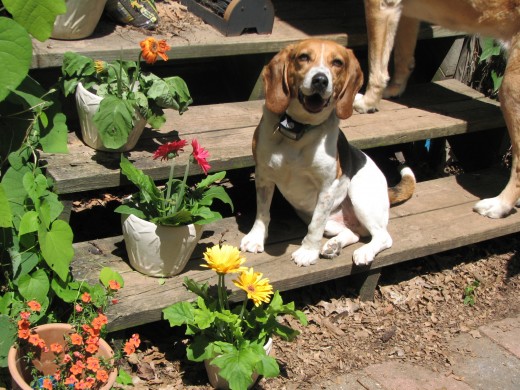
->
[93,95,136,149]
[18,268,50,302]
[18,210,39,235]
[0,314,17,367]
[119,155,162,201]
[38,219,74,281]
[99,267,124,288]
[479,37,502,62]
[0,184,12,227]
[193,297,216,330]
[211,346,261,390]
[0,17,32,102]
[491,70,503,93]
[3,0,67,42]
[163,301,195,327]
[116,369,134,386]
[199,186,234,212]
[51,276,81,303]
[114,204,147,220]
[186,335,216,362]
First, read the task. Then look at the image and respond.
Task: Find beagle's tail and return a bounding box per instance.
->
[388,166,416,205]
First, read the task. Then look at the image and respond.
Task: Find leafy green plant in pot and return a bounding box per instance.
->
[115,138,234,277]
[163,244,308,390]
[59,37,192,151]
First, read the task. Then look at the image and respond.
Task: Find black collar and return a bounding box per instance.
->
[277,113,314,141]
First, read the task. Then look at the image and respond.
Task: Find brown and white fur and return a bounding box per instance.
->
[240,39,416,267]
[354,0,520,218]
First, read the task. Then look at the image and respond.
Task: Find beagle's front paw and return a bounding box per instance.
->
[240,232,265,253]
[292,247,320,267]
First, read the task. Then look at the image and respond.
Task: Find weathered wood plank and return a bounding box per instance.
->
[70,168,520,331]
[41,80,504,195]
[31,0,461,69]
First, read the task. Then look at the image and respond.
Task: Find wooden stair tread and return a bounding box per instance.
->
[31,0,461,69]
[42,79,504,195]
[71,168,520,332]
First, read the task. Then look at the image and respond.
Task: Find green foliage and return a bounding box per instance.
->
[163,277,307,390]
[463,280,480,306]
[479,37,506,93]
[115,153,233,226]
[59,51,193,150]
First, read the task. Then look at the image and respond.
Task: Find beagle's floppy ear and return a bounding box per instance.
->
[335,50,363,120]
[262,45,293,114]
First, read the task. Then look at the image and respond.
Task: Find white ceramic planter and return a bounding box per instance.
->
[204,338,274,390]
[52,0,108,40]
[75,82,147,152]
[121,214,203,277]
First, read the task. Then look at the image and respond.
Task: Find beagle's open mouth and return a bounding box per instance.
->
[298,90,330,113]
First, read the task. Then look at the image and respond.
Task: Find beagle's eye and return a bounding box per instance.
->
[298,53,310,62]
[332,58,344,67]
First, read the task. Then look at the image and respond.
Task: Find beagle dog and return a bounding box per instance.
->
[354,0,520,219]
[240,39,416,267]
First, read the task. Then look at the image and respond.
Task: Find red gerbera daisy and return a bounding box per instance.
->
[153,140,188,161]
[191,139,211,174]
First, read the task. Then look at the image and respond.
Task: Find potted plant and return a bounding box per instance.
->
[115,138,234,277]
[163,244,308,389]
[8,276,140,389]
[60,37,192,151]
[51,0,108,40]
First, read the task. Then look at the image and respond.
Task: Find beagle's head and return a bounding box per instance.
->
[263,39,363,123]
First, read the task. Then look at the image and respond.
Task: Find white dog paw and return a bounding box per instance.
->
[240,234,265,253]
[353,93,378,114]
[292,247,320,267]
[353,246,376,266]
[321,238,341,259]
[473,197,512,219]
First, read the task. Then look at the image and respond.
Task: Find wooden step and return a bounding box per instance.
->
[31,0,462,69]
[71,168,520,332]
[41,79,504,195]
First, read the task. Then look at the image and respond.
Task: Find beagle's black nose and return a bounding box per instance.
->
[311,73,329,91]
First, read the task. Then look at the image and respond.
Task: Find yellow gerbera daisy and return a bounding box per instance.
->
[202,244,247,274]
[233,268,273,306]
[94,60,106,74]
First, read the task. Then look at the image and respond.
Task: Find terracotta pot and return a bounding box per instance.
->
[7,323,117,390]
[204,338,273,390]
[52,0,108,40]
[75,82,147,152]
[122,214,203,277]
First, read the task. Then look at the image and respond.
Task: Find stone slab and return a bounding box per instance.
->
[479,315,520,359]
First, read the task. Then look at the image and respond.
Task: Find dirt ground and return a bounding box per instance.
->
[115,233,519,389]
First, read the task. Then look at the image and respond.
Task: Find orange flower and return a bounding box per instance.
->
[140,37,170,64]
[130,333,141,348]
[123,341,136,356]
[85,342,99,354]
[27,300,41,312]
[96,369,109,383]
[86,356,100,372]
[75,304,83,313]
[63,354,72,364]
[82,324,99,337]
[42,378,53,390]
[18,319,30,339]
[108,280,121,291]
[28,333,46,349]
[70,361,85,376]
[70,333,83,346]
[50,343,64,354]
[91,314,108,330]
[64,375,78,385]
[81,292,91,303]
[20,311,30,320]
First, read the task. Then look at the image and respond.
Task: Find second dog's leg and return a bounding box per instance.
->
[474,34,520,218]
[354,0,403,113]
[383,15,420,99]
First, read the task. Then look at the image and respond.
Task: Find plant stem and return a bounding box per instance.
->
[217,274,225,312]
[130,52,143,94]
[173,157,191,214]
[164,157,176,217]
